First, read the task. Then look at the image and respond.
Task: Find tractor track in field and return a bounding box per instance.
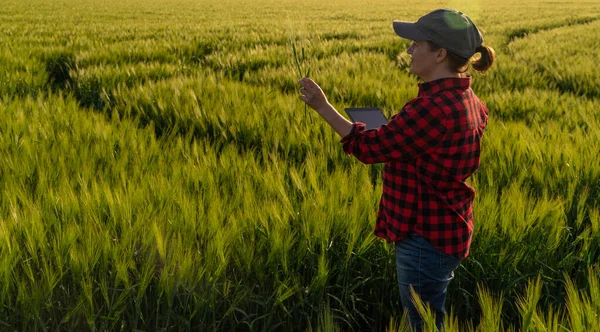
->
[504,15,600,50]
[503,16,600,100]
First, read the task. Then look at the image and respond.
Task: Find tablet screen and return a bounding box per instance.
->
[344,107,388,130]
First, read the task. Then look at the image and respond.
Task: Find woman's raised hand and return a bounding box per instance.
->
[298,77,329,112]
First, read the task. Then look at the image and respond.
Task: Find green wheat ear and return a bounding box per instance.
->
[291,41,302,78]
[305,59,312,124]
[292,41,312,124]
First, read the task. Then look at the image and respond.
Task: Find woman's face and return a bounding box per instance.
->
[406,40,441,80]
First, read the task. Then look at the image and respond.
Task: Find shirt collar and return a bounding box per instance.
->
[417,77,472,97]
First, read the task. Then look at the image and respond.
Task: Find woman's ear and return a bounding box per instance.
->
[436,48,448,63]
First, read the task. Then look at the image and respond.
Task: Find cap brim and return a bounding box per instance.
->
[393,21,429,41]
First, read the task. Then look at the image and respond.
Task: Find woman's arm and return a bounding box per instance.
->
[298,77,353,138]
[315,103,353,138]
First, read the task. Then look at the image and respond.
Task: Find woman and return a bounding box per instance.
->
[298,8,495,331]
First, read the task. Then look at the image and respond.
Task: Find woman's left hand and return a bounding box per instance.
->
[298,77,330,112]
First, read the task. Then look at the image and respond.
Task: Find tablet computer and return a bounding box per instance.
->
[344,107,388,130]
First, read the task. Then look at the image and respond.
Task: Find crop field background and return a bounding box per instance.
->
[1,0,600,330]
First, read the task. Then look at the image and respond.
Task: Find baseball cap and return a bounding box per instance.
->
[393,8,483,59]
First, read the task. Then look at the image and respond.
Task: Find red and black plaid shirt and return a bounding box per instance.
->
[340,77,488,258]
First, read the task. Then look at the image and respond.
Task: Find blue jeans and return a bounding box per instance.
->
[395,232,462,332]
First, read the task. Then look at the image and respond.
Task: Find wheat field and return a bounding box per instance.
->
[1,0,599,330]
